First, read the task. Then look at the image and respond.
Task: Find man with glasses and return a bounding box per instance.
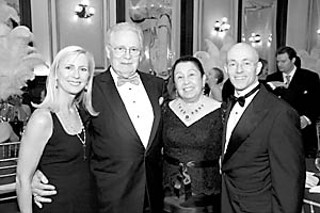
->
[32,22,166,213]
[89,21,166,213]
[221,43,305,213]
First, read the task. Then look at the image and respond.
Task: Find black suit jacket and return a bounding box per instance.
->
[266,68,320,152]
[221,85,305,213]
[89,68,166,213]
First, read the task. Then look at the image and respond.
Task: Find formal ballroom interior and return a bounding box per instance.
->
[0,0,320,212]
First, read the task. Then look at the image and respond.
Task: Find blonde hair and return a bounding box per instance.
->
[34,46,98,116]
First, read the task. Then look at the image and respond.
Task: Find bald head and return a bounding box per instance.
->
[225,43,262,91]
[227,43,259,63]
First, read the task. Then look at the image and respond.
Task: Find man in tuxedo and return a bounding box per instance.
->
[221,43,305,213]
[31,22,166,213]
[266,46,320,158]
[89,22,166,213]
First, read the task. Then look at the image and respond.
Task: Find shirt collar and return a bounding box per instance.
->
[283,65,296,79]
[234,81,260,97]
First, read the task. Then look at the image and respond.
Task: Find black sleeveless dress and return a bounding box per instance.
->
[162,104,222,212]
[33,113,97,213]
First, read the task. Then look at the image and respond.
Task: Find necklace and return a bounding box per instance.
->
[76,128,87,161]
[58,107,87,161]
[176,98,205,121]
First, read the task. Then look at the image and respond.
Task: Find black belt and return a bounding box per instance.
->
[163,154,218,168]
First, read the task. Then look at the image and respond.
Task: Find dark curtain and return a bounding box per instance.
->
[180,0,193,56]
[19,0,32,29]
[116,0,126,23]
[276,0,288,48]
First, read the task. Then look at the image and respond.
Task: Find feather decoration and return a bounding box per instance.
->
[0,24,46,101]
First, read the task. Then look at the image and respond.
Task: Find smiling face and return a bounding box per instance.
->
[225,43,261,91]
[106,29,142,78]
[174,61,205,103]
[57,53,89,95]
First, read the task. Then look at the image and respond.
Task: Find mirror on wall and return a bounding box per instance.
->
[126,0,180,79]
[240,0,277,76]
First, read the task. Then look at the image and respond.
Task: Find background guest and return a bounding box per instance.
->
[162,56,222,212]
[266,46,320,158]
[204,66,224,102]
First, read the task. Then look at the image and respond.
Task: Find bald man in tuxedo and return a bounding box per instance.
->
[221,43,305,213]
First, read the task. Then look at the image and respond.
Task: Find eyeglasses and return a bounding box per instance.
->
[110,46,141,57]
[226,60,257,71]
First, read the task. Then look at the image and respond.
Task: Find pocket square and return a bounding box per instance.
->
[306,171,319,188]
[159,97,164,106]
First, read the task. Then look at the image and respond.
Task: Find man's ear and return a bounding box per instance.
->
[292,57,296,64]
[105,46,111,59]
[202,74,207,88]
[224,64,229,76]
[256,61,262,76]
[139,50,144,62]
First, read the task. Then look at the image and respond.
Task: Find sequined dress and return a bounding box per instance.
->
[162,104,222,211]
[33,113,97,213]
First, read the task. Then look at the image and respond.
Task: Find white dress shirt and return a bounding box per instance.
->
[110,68,154,148]
[282,66,296,86]
[224,82,260,154]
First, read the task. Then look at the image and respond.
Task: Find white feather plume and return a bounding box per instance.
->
[0,25,46,100]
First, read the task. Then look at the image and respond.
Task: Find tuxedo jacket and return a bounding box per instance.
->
[221,85,305,213]
[89,68,166,213]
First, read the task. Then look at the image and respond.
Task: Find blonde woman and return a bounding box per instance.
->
[16,46,98,213]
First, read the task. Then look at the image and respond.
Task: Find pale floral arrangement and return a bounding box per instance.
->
[0,0,46,101]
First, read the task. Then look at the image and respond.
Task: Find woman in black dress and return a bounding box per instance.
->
[16,46,98,213]
[162,56,222,212]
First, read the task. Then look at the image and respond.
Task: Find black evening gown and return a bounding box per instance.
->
[33,113,97,213]
[162,104,222,212]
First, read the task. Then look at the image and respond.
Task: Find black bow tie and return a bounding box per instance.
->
[230,84,260,107]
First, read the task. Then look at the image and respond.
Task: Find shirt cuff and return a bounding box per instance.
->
[267,82,276,90]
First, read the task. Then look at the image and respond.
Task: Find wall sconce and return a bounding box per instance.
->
[214,17,230,32]
[317,29,320,34]
[249,33,261,43]
[75,0,95,18]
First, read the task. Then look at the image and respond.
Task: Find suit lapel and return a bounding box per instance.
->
[287,68,301,89]
[98,69,140,140]
[223,86,269,164]
[275,72,284,81]
[139,72,161,150]
[221,100,234,160]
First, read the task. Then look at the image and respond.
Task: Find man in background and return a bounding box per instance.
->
[266,46,320,158]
